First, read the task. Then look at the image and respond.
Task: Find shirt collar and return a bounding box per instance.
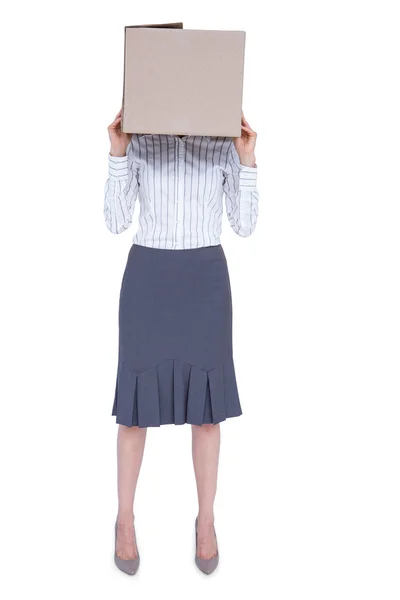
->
[138,133,211,142]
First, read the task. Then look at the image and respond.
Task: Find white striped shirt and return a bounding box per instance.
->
[104,134,259,249]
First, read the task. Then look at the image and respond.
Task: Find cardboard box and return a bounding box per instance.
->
[121,23,246,137]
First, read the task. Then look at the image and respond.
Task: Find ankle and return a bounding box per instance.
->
[197,512,215,526]
[117,510,135,526]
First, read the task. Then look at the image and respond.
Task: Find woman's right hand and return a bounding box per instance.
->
[108,107,132,157]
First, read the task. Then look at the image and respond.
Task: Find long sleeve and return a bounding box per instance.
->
[222,141,259,237]
[103,139,140,234]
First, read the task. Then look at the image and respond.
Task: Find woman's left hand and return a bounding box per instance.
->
[234,112,257,167]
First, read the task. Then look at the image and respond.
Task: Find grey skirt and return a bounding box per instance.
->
[112,243,242,427]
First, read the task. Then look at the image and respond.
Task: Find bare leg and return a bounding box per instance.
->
[116,424,147,560]
[191,423,220,559]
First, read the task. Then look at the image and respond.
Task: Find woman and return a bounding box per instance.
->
[104,108,259,575]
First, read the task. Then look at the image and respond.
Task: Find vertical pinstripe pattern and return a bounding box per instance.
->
[104,134,259,248]
[165,136,170,249]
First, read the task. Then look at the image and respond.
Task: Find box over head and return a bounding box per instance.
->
[122,23,246,137]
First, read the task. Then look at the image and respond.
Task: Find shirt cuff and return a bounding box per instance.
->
[108,153,129,180]
[238,164,258,191]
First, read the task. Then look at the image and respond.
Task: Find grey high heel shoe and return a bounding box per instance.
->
[114,518,140,575]
[195,516,219,574]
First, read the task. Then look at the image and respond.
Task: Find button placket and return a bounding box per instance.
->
[172,137,179,248]
[173,136,186,248]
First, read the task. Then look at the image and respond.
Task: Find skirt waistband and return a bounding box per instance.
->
[128,242,226,263]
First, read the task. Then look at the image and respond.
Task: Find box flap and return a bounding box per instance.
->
[126,22,183,29]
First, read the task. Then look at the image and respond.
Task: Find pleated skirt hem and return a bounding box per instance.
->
[112,356,242,428]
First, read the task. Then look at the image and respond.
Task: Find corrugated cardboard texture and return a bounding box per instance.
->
[122,27,245,137]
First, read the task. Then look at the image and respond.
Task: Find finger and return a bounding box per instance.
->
[115,108,123,119]
[242,114,252,129]
[242,116,252,129]
[242,125,256,137]
[108,116,122,129]
[241,125,255,134]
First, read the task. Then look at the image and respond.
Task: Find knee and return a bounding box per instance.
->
[118,424,143,435]
[202,423,217,433]
[192,423,219,434]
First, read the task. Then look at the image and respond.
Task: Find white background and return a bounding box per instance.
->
[1,1,399,598]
